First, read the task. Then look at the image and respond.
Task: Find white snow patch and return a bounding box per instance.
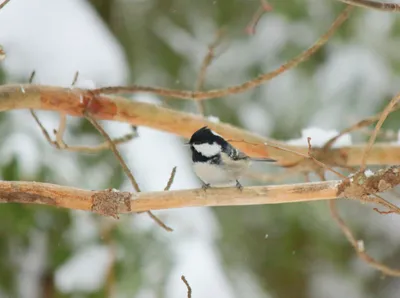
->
[55,245,110,293]
[0,0,128,86]
[364,169,374,178]
[286,127,352,148]
[207,115,220,123]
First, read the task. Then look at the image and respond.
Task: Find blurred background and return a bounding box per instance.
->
[0,0,400,297]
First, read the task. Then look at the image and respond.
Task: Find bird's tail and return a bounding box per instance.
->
[249,157,277,162]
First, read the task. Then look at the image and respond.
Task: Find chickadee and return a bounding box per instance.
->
[188,126,276,190]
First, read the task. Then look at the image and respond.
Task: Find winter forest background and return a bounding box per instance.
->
[1,0,400,297]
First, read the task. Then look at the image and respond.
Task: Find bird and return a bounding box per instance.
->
[188,126,276,190]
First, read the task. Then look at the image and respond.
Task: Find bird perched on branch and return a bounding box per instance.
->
[188,126,276,190]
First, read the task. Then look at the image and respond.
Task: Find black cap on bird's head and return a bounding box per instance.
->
[188,126,226,146]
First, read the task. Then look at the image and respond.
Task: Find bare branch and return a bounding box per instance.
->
[85,114,140,192]
[329,200,400,276]
[92,6,353,100]
[194,29,225,114]
[323,103,400,150]
[30,110,136,152]
[360,92,400,171]
[0,0,11,10]
[246,0,273,35]
[164,166,177,191]
[337,0,400,11]
[181,275,192,298]
[85,113,173,231]
[71,71,79,87]
[0,167,398,212]
[306,136,400,276]
[1,84,400,166]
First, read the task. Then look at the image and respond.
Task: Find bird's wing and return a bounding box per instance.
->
[227,145,249,161]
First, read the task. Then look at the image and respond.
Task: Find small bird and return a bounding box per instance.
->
[188,126,276,190]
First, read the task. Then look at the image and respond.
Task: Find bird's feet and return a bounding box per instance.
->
[201,182,211,191]
[235,180,243,191]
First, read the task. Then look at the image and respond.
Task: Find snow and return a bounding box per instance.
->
[207,115,220,123]
[55,245,110,293]
[364,169,374,178]
[286,127,352,148]
[0,0,128,86]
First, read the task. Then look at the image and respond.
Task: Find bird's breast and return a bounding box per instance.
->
[193,162,234,185]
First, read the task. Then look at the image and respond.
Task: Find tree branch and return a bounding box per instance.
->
[91,6,353,100]
[1,84,399,166]
[0,166,398,214]
[337,0,400,11]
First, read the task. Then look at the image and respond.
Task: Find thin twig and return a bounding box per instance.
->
[337,0,400,11]
[31,110,136,152]
[164,166,177,191]
[28,71,36,84]
[181,275,192,298]
[30,110,56,146]
[360,92,400,171]
[147,211,173,232]
[85,115,140,192]
[85,113,173,231]
[323,103,400,150]
[329,200,400,276]
[71,71,79,87]
[0,0,11,10]
[93,6,353,100]
[307,137,347,178]
[194,29,225,114]
[246,0,273,35]
[54,113,67,145]
[306,135,400,276]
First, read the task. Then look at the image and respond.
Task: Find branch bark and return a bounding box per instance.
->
[0,180,341,214]
[0,166,398,214]
[0,84,399,165]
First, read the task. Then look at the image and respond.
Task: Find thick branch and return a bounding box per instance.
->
[1,166,399,214]
[0,180,341,214]
[0,84,399,166]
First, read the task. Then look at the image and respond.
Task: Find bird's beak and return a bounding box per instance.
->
[184,142,191,146]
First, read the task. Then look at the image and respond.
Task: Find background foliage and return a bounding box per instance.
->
[0,0,400,297]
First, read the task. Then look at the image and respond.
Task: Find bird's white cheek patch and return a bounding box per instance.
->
[193,142,221,157]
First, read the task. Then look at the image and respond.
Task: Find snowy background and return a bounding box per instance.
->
[0,0,400,297]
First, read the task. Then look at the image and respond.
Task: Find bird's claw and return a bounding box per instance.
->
[235,180,243,191]
[202,183,211,191]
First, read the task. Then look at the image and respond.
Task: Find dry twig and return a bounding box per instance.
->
[92,6,353,100]
[329,200,400,276]
[28,72,137,153]
[194,29,225,115]
[181,275,192,298]
[0,0,11,10]
[85,113,173,231]
[360,92,400,172]
[246,0,273,35]
[323,103,400,150]
[337,0,400,11]
[164,166,177,191]
[1,84,399,165]
[305,133,400,276]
